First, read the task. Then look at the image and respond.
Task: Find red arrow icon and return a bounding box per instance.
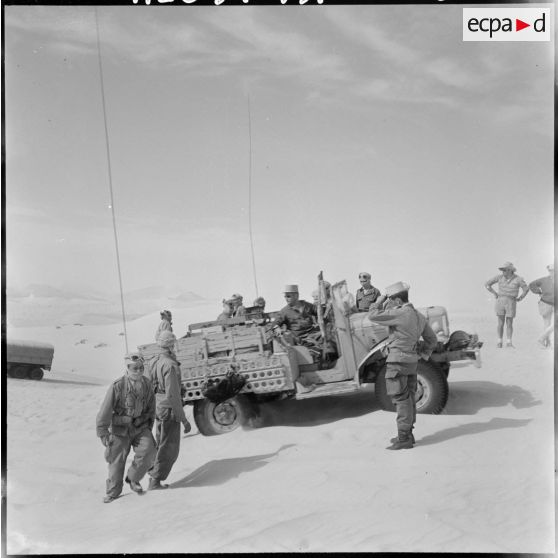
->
[516,19,530,31]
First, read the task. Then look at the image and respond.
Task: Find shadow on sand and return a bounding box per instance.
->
[445,380,541,415]
[255,386,381,429]
[417,417,532,447]
[171,444,296,488]
[43,377,103,387]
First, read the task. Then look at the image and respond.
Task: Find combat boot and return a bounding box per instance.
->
[386,431,414,450]
[125,477,144,494]
[103,495,117,503]
[390,432,415,445]
[148,478,169,490]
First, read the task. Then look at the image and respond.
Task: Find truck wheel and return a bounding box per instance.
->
[28,367,44,381]
[194,396,254,436]
[10,366,28,379]
[375,361,449,415]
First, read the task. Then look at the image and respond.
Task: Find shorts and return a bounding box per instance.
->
[495,296,516,318]
[538,300,554,320]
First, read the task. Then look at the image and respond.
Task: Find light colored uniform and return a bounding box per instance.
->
[368,302,437,433]
[148,349,187,482]
[485,274,528,318]
[96,375,156,498]
[155,319,173,342]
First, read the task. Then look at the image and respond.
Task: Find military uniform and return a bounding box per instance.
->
[355,286,381,312]
[96,375,156,499]
[148,349,187,484]
[274,300,319,342]
[368,301,437,439]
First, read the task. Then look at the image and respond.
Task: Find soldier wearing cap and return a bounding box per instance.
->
[96,352,157,503]
[253,296,266,310]
[147,331,191,490]
[230,294,246,318]
[273,284,319,343]
[355,272,381,312]
[485,262,529,348]
[368,282,437,450]
[155,310,173,342]
[529,263,554,348]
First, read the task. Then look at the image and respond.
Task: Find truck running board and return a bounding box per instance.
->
[295,380,360,400]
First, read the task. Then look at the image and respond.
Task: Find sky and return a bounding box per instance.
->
[4,3,554,314]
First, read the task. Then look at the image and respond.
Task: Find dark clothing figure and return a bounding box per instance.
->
[355,286,381,312]
[96,374,156,501]
[148,348,188,488]
[274,300,319,342]
[368,300,437,448]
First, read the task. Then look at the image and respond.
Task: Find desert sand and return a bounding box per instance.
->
[5,300,555,554]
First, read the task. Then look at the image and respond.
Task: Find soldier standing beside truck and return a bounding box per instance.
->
[147,331,191,490]
[368,282,438,450]
[96,353,157,503]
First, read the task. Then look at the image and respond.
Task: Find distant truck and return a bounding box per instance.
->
[138,277,482,436]
[6,340,55,380]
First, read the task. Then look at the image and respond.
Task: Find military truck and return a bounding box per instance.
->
[6,340,55,380]
[138,277,482,436]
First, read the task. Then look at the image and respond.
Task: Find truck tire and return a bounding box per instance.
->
[375,361,449,415]
[28,367,44,381]
[193,395,257,436]
[10,366,28,379]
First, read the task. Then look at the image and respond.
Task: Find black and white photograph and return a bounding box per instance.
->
[3,0,555,553]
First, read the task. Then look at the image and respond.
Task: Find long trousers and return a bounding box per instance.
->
[148,418,181,482]
[104,428,156,498]
[385,361,418,433]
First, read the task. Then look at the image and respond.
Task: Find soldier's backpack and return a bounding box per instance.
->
[201,365,246,404]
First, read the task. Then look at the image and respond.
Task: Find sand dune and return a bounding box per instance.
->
[5,304,554,553]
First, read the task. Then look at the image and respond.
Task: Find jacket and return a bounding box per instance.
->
[274,300,318,338]
[367,302,438,363]
[154,350,187,423]
[96,374,155,438]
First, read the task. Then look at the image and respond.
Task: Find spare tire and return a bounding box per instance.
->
[375,360,448,415]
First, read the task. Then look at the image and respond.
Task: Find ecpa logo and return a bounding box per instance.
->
[463,8,551,41]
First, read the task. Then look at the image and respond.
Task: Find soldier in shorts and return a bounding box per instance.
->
[485,262,529,348]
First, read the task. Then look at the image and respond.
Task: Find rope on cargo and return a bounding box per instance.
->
[94,8,129,353]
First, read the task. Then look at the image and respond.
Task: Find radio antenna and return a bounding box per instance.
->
[247,93,259,298]
[94,8,129,353]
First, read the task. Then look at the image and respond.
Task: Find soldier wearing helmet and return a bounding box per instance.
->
[147,331,191,490]
[368,282,437,450]
[155,310,173,342]
[96,352,157,503]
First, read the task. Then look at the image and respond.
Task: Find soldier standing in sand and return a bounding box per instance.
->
[368,282,437,450]
[485,262,529,348]
[529,263,554,348]
[147,331,191,490]
[96,353,157,503]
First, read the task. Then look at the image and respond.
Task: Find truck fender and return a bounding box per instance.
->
[357,338,390,373]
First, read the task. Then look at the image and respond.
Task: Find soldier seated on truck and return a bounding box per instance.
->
[273,284,334,363]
